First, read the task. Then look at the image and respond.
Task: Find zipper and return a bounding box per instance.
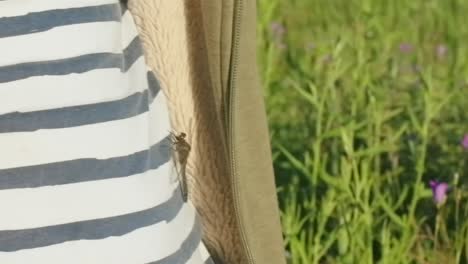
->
[227,0,255,263]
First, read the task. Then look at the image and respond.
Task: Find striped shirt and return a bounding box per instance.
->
[0,1,212,263]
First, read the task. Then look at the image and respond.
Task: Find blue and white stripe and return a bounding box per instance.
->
[0,1,211,263]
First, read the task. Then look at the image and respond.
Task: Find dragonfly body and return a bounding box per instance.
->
[170,132,191,202]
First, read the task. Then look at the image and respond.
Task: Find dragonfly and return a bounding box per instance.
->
[169,131,191,202]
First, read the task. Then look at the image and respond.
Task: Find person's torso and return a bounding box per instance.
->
[0,1,211,263]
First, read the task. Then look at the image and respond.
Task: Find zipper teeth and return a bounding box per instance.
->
[228,0,255,263]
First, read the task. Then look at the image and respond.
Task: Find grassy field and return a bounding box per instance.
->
[257,0,468,263]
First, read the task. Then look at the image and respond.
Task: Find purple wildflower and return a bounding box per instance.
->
[269,21,286,50]
[412,64,422,73]
[429,180,449,206]
[436,44,448,59]
[306,42,316,51]
[462,134,468,149]
[399,43,413,53]
[277,42,287,50]
[270,22,286,37]
[322,54,333,64]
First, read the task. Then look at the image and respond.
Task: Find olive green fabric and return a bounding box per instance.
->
[199,1,285,263]
[225,1,286,263]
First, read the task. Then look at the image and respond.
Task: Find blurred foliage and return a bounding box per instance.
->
[258,0,468,263]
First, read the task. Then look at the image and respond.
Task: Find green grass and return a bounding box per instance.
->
[257,0,468,263]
